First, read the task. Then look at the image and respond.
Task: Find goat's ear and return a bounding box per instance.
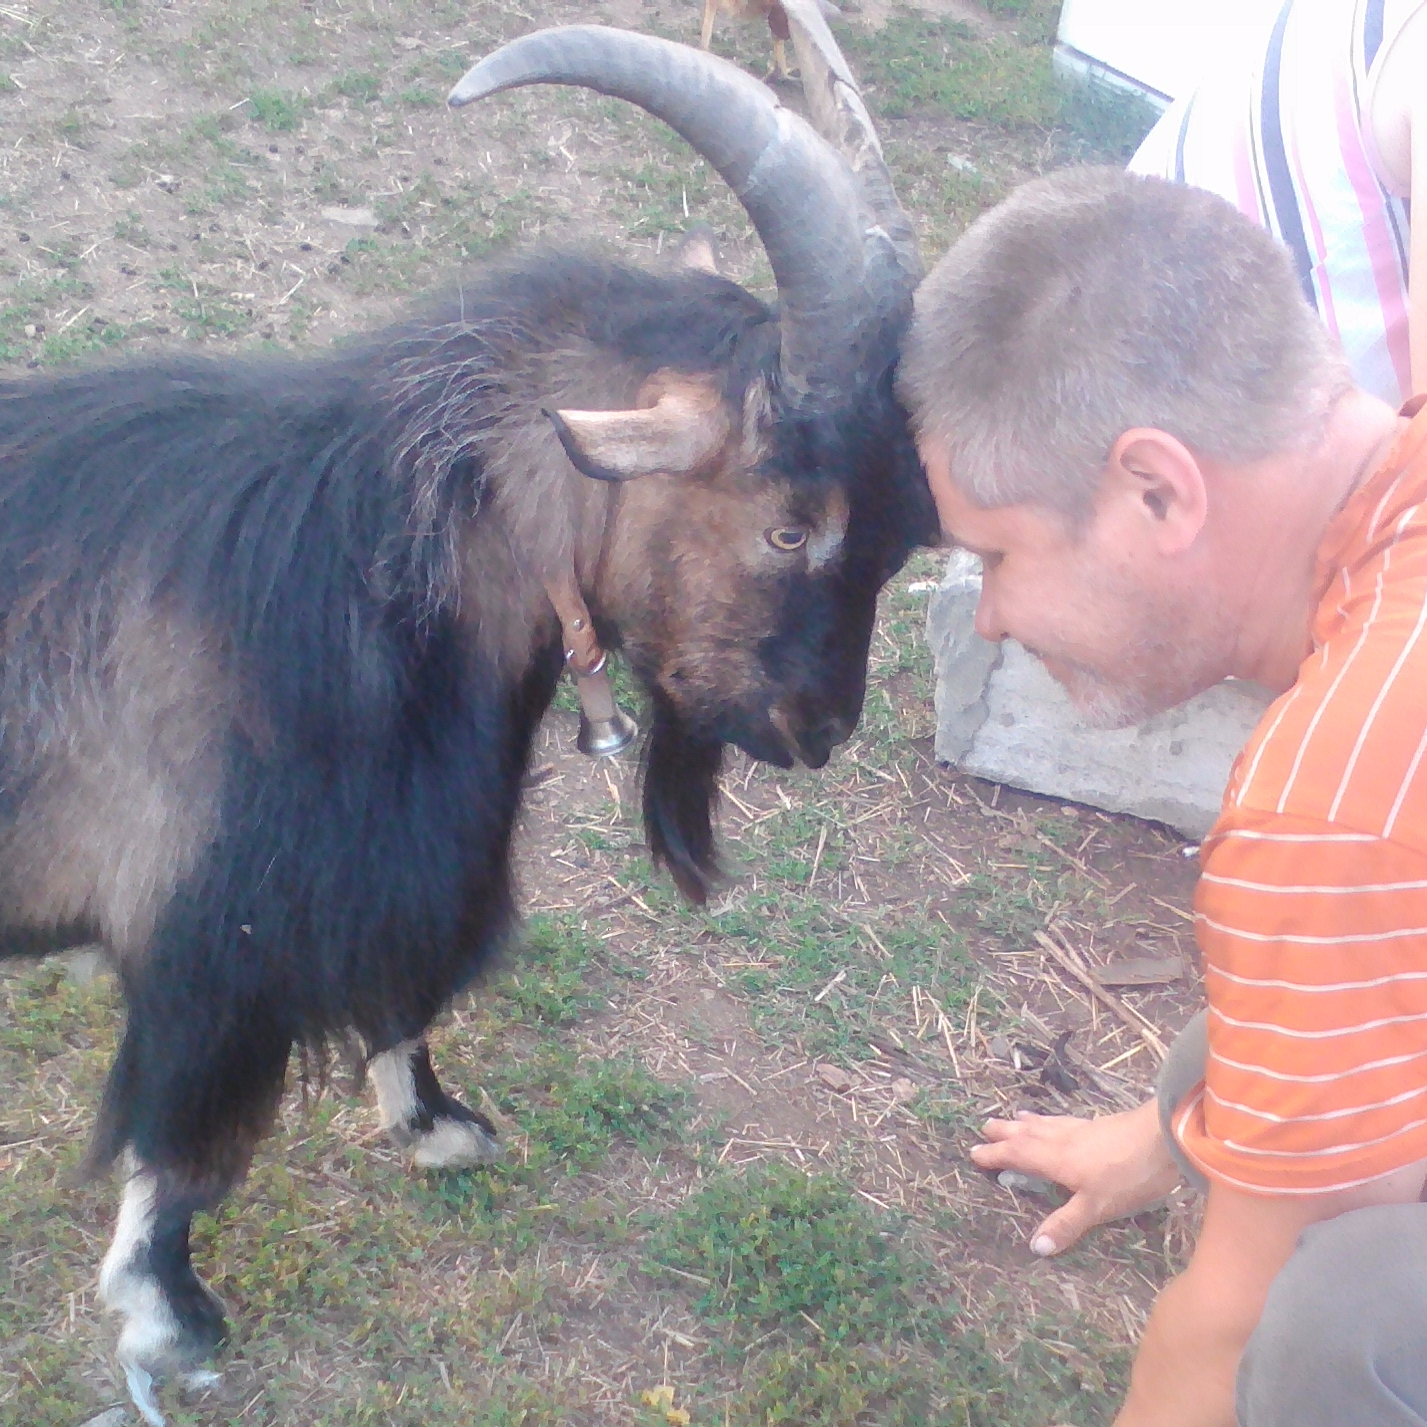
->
[547,373,731,483]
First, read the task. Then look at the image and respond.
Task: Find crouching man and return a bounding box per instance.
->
[898,168,1427,1427]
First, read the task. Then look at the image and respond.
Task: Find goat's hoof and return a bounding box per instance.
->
[120,1363,223,1427]
[102,1258,226,1426]
[382,1091,501,1169]
[409,1111,502,1169]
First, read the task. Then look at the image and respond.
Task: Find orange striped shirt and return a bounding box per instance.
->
[1176,398,1427,1194]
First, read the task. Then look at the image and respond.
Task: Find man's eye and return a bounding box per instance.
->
[766,527,808,552]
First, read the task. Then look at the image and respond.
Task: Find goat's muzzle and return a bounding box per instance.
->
[768,704,854,769]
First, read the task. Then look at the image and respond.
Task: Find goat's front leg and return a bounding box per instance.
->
[97,1159,226,1427]
[699,0,718,50]
[370,1039,500,1169]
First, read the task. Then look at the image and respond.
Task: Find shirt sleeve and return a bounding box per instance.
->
[1175,807,1427,1194]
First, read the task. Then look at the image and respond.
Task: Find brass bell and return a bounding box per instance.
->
[573,660,638,758]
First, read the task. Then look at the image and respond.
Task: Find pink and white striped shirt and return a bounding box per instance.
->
[1130,0,1418,407]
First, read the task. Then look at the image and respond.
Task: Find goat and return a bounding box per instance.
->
[699,0,841,81]
[0,9,935,1423]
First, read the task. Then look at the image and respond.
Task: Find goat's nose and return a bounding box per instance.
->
[798,711,855,768]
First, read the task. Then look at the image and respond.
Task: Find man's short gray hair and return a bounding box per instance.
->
[897,168,1351,522]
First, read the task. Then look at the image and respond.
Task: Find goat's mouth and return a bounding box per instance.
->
[767,704,851,770]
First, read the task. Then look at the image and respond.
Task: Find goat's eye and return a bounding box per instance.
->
[766,526,808,552]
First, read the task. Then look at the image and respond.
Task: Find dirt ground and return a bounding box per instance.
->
[0,1,1188,1423]
[514,707,1206,1336]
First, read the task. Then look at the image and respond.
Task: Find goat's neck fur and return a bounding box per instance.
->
[377,320,654,683]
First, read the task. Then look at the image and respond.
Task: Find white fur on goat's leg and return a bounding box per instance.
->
[97,1157,226,1427]
[370,1038,423,1136]
[369,1039,501,1169]
[98,1165,179,1427]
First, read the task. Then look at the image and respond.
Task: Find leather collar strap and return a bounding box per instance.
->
[544,573,606,676]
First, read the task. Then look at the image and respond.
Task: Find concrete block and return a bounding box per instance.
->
[56,944,110,984]
[926,551,1275,839]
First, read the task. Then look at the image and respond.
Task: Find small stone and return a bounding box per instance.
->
[988,1034,1013,1061]
[997,1169,1059,1199]
[1093,956,1184,987]
[816,1063,853,1093]
[890,1077,918,1103]
[319,205,378,227]
[22,323,35,338]
[79,1408,129,1427]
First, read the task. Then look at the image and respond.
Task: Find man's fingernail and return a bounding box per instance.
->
[1031,1235,1056,1257]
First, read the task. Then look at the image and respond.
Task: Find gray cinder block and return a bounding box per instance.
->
[926,551,1275,839]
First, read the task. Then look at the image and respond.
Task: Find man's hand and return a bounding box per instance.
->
[970,1099,1180,1255]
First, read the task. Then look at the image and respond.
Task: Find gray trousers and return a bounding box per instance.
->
[1157,1012,1427,1425]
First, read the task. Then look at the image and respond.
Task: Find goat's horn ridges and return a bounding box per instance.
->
[447,24,912,405]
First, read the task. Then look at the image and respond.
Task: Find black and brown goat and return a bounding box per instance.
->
[0,11,934,1422]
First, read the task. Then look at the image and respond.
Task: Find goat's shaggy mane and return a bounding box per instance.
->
[0,253,799,1172]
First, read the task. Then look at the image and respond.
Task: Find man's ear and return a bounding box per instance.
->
[1104,428,1209,554]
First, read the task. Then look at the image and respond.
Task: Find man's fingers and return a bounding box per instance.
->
[969,1134,1053,1174]
[968,1139,1016,1170]
[979,1117,1023,1141]
[1029,1196,1098,1257]
[970,1120,1063,1178]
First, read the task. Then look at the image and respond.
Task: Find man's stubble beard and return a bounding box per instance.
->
[1034,580,1230,731]
[1055,658,1159,729]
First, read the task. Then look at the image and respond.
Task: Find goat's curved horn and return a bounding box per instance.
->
[448,25,916,406]
[779,0,920,289]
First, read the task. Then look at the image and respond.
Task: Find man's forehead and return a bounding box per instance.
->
[945,500,1048,556]
[921,453,1070,555]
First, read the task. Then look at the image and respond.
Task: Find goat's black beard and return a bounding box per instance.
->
[641,693,724,905]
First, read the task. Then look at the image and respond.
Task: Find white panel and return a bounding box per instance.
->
[1056,0,1283,104]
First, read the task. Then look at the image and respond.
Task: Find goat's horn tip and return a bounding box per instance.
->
[446,69,495,108]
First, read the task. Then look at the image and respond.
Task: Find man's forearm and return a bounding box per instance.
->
[1112,1158,1427,1427]
[1113,1266,1249,1427]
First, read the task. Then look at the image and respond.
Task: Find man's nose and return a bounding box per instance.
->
[974,588,1006,643]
